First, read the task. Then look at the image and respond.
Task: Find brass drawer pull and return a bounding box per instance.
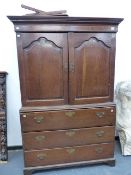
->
[95,147,103,154]
[96,112,105,118]
[66,130,76,137]
[65,111,75,117]
[35,135,46,142]
[66,148,76,154]
[37,153,47,160]
[34,116,44,123]
[96,131,105,137]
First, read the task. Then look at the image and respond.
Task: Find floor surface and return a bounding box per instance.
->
[0,140,131,175]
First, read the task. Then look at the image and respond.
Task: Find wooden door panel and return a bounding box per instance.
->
[17,33,68,106]
[24,38,63,99]
[68,33,115,104]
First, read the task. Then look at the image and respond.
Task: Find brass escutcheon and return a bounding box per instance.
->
[66,130,76,137]
[35,135,46,142]
[66,148,75,154]
[37,153,47,160]
[96,131,105,137]
[96,112,105,118]
[65,111,75,117]
[95,147,103,154]
[34,116,44,123]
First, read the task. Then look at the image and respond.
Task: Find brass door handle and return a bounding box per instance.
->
[35,135,46,142]
[65,111,75,117]
[69,63,75,72]
[37,153,47,160]
[64,63,68,72]
[96,112,105,118]
[66,130,76,137]
[34,116,44,123]
[96,131,105,137]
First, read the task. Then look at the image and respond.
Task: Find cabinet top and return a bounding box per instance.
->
[8,16,123,25]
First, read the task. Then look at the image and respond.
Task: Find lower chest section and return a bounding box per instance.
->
[20,105,116,167]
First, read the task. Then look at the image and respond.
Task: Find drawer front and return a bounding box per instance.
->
[23,126,115,150]
[21,107,115,132]
[24,142,114,167]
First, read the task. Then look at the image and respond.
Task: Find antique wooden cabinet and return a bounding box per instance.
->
[0,72,7,162]
[8,15,123,175]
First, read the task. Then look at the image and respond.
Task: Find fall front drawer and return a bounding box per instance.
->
[21,107,115,132]
[23,126,115,150]
[24,142,114,167]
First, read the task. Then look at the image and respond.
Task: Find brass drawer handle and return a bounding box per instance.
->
[65,111,75,117]
[66,130,76,137]
[66,148,76,154]
[96,112,105,118]
[35,135,46,142]
[37,153,47,160]
[96,131,105,137]
[34,116,44,123]
[95,147,103,154]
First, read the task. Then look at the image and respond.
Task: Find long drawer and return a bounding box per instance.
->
[24,142,114,167]
[23,126,115,150]
[21,107,115,132]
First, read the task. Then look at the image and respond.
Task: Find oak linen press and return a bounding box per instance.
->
[8,13,123,175]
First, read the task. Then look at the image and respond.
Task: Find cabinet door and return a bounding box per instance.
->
[68,33,115,105]
[17,33,68,106]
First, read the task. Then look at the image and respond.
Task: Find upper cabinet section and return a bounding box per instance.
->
[8,15,123,107]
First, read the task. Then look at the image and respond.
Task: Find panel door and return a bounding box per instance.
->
[17,33,68,106]
[68,33,116,105]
